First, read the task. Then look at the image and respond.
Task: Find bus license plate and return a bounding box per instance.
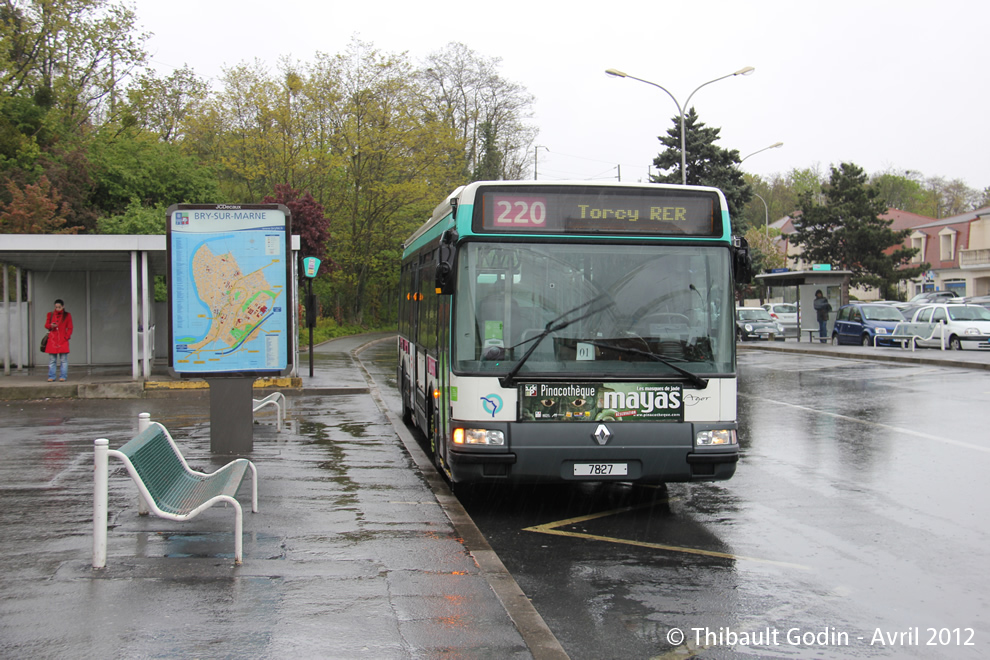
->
[574,463,628,476]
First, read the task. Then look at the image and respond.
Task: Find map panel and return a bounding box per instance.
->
[168,205,290,376]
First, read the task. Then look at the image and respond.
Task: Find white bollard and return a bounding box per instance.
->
[93,439,109,569]
[137,413,150,515]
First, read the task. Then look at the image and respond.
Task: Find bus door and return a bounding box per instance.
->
[412,262,426,418]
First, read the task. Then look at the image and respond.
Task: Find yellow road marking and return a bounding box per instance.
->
[523,501,810,570]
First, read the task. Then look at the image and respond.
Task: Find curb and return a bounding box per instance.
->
[0,377,307,401]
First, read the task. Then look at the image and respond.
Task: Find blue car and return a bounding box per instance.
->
[832,303,906,346]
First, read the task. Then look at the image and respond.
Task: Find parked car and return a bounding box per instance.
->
[961,295,990,311]
[908,290,960,304]
[736,307,785,341]
[831,303,906,346]
[762,302,799,337]
[909,304,990,350]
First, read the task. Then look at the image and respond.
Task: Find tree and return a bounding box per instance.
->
[322,40,463,324]
[791,163,927,298]
[96,198,166,234]
[263,183,331,268]
[0,175,76,233]
[0,0,148,132]
[87,128,219,214]
[420,42,536,180]
[126,65,209,142]
[472,121,502,180]
[744,226,787,276]
[650,107,752,220]
[871,169,926,212]
[739,173,794,233]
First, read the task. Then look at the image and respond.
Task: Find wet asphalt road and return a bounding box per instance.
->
[360,342,990,659]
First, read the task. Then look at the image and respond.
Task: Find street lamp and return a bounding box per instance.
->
[741,141,783,163]
[753,192,770,236]
[605,66,755,185]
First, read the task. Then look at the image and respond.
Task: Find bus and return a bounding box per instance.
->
[397,181,750,485]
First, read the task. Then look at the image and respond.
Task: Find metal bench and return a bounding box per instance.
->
[93,417,258,567]
[802,327,825,342]
[253,391,286,431]
[878,322,944,351]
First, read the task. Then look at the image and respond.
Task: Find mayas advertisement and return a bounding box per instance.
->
[520,383,683,422]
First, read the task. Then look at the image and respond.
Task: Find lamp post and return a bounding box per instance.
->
[605,66,755,185]
[753,192,770,236]
[737,142,782,236]
[741,141,783,163]
[533,145,549,180]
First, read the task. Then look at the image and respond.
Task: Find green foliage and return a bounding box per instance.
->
[651,108,752,220]
[472,121,503,180]
[792,163,927,296]
[88,129,219,214]
[744,226,787,277]
[871,171,925,211]
[297,315,396,347]
[96,198,166,234]
[125,66,209,142]
[0,0,148,134]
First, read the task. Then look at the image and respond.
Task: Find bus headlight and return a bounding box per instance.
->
[696,429,737,446]
[453,428,505,446]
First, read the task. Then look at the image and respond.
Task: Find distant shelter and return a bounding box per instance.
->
[1,234,164,379]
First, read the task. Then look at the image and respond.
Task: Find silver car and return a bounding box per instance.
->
[762,302,798,337]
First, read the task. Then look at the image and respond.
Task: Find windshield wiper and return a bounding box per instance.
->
[496,295,615,388]
[581,340,709,389]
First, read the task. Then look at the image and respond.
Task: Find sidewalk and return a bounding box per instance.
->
[0,332,391,401]
[0,334,566,659]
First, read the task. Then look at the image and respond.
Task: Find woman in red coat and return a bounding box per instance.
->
[45,299,73,382]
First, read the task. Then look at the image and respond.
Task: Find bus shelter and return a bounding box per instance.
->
[0,234,165,379]
[755,269,852,341]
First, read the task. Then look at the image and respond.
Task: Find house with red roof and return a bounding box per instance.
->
[905,206,990,297]
[768,206,990,300]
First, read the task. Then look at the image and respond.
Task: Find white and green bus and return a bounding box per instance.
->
[397,181,749,485]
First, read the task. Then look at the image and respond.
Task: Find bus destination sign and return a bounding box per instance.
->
[478,187,720,237]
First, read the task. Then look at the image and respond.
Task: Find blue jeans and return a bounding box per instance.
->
[48,353,68,380]
[819,320,828,342]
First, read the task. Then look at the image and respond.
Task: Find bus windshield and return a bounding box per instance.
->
[452,242,734,377]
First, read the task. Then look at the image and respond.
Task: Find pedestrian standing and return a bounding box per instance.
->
[813,290,832,344]
[45,299,73,381]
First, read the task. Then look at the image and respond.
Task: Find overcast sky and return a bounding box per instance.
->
[132,0,988,190]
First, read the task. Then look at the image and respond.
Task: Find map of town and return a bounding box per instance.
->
[183,243,281,354]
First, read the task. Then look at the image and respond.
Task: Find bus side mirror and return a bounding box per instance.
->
[732,236,753,283]
[435,229,458,295]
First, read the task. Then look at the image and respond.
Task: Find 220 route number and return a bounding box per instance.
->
[493,196,547,227]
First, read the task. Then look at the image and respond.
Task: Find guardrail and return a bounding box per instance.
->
[876,322,945,351]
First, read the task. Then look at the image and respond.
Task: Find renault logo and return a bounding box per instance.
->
[592,424,612,445]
